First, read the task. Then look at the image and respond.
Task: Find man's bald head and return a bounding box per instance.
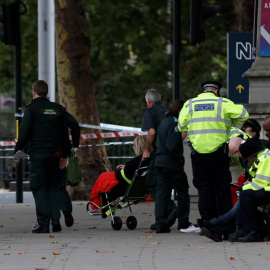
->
[229,137,243,157]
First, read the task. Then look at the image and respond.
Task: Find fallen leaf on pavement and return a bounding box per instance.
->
[0,225,4,228]
[229,257,235,260]
[53,252,60,255]
[95,250,114,253]
[41,257,46,260]
[265,242,270,245]
[185,244,192,247]
[200,246,206,249]
[143,230,153,233]
[49,234,54,238]
[150,242,159,245]
[87,226,96,229]
[17,252,25,255]
[9,217,15,220]
[3,253,10,255]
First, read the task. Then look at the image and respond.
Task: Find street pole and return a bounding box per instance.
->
[173,0,181,101]
[15,0,23,203]
[38,0,55,101]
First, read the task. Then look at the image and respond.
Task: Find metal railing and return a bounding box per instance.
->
[0,141,135,189]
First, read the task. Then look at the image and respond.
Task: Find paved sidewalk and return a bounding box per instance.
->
[0,194,270,270]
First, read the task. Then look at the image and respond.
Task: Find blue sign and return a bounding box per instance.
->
[227,33,255,103]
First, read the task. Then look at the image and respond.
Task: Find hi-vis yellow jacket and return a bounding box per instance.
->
[228,127,251,141]
[178,92,249,153]
[243,149,270,192]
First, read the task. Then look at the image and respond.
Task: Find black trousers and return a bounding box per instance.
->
[236,189,270,233]
[145,158,177,216]
[155,167,190,230]
[29,153,72,228]
[191,145,232,220]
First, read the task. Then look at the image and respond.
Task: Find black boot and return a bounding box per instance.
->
[156,226,171,234]
[51,219,62,232]
[165,208,177,228]
[238,231,264,242]
[62,209,74,227]
[228,226,246,242]
[201,227,222,242]
[32,223,50,233]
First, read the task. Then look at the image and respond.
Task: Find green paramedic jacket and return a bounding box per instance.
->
[243,148,270,192]
[14,97,73,157]
[178,92,249,154]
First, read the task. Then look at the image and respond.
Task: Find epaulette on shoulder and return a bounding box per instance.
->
[25,101,34,107]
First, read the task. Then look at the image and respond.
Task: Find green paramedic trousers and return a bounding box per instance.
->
[29,153,72,228]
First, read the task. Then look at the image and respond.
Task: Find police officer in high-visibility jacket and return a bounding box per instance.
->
[230,139,270,242]
[178,81,249,221]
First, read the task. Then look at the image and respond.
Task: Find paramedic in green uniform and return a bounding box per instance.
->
[14,80,80,233]
[142,89,177,230]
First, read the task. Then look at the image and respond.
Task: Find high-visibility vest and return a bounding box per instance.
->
[243,149,270,192]
[228,127,251,141]
[178,92,249,153]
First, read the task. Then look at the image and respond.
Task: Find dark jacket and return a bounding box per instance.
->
[155,115,185,169]
[141,102,166,157]
[14,97,79,157]
[114,155,149,184]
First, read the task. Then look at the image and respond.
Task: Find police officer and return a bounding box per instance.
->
[178,81,249,221]
[142,89,177,230]
[230,139,270,242]
[14,80,80,233]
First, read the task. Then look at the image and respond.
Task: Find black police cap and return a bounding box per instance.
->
[201,81,222,90]
[239,138,266,161]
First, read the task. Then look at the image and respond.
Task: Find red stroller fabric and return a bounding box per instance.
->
[89,171,119,210]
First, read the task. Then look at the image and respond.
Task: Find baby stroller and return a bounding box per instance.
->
[86,163,148,231]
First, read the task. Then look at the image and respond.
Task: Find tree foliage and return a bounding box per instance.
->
[0,0,254,127]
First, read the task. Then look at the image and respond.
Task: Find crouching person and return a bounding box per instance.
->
[229,139,270,242]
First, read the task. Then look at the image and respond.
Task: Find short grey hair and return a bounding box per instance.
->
[145,89,161,103]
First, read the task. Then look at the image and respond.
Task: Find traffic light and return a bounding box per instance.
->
[190,0,220,46]
[0,2,20,45]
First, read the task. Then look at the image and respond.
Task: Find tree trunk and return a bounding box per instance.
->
[54,0,111,200]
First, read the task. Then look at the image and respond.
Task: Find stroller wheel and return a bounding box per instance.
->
[111,216,122,230]
[126,216,137,230]
[86,202,91,214]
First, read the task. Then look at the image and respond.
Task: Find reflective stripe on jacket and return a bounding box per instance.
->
[120,169,132,184]
[178,92,249,153]
[228,127,251,141]
[243,149,270,192]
